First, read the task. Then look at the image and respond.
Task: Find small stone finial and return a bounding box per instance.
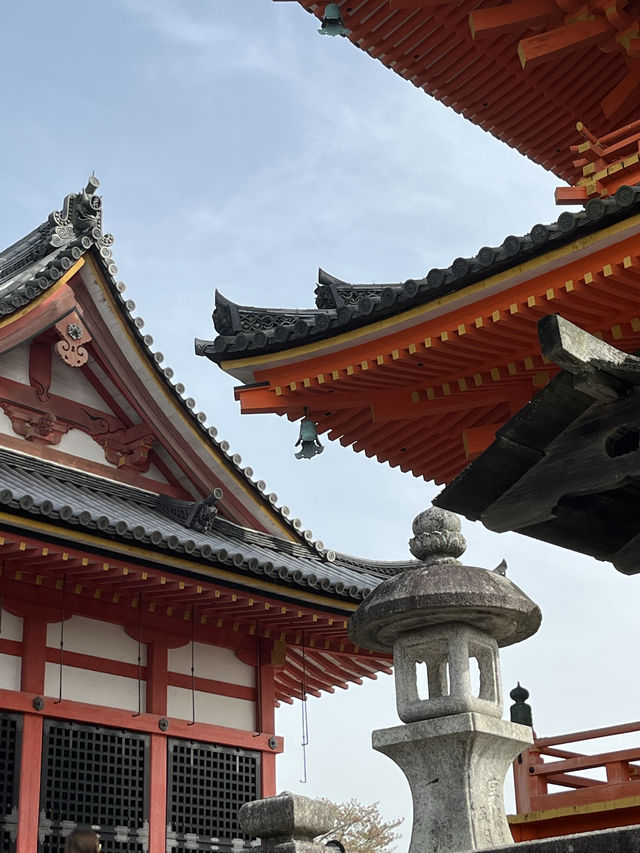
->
[510,683,533,727]
[409,506,466,563]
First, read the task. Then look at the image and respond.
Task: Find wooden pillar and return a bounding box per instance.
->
[146,641,169,853]
[148,734,167,853]
[146,642,168,716]
[16,714,43,853]
[20,614,47,694]
[17,614,47,853]
[258,638,282,797]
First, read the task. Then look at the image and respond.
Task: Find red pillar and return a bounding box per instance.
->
[17,614,47,853]
[20,613,47,694]
[148,733,167,853]
[146,642,169,853]
[259,653,277,797]
[146,642,168,716]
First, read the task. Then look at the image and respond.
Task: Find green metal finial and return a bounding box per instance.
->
[510,682,533,727]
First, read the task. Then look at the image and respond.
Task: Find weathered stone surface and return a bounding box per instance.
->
[485,824,640,853]
[373,714,533,853]
[394,624,502,722]
[238,792,334,853]
[349,561,541,652]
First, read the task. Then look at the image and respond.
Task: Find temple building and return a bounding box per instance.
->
[199,189,640,490]
[196,0,640,842]
[0,180,404,853]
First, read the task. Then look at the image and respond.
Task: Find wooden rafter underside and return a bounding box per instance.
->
[235,241,640,485]
[0,530,391,703]
[286,0,639,179]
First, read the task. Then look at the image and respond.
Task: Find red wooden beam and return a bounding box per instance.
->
[518,18,612,69]
[470,0,559,39]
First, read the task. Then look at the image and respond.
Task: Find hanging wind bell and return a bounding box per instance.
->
[318,3,351,36]
[295,411,324,460]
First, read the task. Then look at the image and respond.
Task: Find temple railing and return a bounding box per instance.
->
[513,720,640,814]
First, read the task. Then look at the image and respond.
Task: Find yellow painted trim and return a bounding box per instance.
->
[0,512,359,612]
[221,212,640,374]
[508,794,640,824]
[0,257,85,330]
[82,257,295,541]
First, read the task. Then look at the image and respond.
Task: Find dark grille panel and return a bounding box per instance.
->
[167,739,260,852]
[0,713,20,853]
[39,721,149,853]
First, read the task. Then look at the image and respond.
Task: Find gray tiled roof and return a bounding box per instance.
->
[0,449,414,601]
[0,179,321,547]
[198,186,640,362]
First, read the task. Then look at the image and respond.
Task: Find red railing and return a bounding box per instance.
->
[514,720,640,814]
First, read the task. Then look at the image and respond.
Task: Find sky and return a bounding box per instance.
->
[2,1,640,849]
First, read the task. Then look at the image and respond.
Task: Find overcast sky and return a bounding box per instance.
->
[2,2,639,849]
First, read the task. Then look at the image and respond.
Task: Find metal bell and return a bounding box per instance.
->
[318,3,351,36]
[295,417,325,460]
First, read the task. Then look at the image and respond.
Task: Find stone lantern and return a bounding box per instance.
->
[349,507,541,853]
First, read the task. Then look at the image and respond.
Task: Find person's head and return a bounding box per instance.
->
[64,829,101,853]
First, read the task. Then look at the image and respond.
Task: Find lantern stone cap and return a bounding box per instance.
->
[349,507,541,653]
[239,791,335,841]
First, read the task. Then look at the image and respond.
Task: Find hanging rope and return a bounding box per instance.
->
[188,605,196,726]
[133,592,143,717]
[300,634,309,784]
[54,574,66,704]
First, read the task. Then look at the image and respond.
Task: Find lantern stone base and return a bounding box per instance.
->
[373,713,533,853]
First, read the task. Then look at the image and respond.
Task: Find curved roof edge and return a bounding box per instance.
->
[0,179,322,550]
[0,447,414,603]
[199,187,640,364]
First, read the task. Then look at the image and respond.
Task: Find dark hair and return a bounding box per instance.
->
[326,842,346,853]
[64,829,100,853]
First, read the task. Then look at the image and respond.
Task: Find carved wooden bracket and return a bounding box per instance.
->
[0,401,70,446]
[54,311,93,368]
[93,423,155,472]
[0,375,155,473]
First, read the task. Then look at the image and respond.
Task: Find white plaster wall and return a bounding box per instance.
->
[46,616,145,664]
[0,341,30,383]
[145,461,169,484]
[167,686,255,730]
[168,643,254,686]
[0,653,21,690]
[50,355,115,412]
[0,610,23,641]
[0,408,17,438]
[87,358,140,425]
[44,663,144,712]
[55,428,115,466]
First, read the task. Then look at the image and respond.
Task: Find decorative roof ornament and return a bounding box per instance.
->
[318,3,351,36]
[295,413,324,460]
[155,489,223,534]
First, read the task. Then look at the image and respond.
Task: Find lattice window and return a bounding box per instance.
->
[0,713,20,853]
[39,721,149,853]
[167,739,260,852]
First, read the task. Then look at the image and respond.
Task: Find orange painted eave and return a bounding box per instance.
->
[229,222,640,484]
[289,0,637,180]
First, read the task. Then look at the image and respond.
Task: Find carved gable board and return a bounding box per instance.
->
[0,182,294,538]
